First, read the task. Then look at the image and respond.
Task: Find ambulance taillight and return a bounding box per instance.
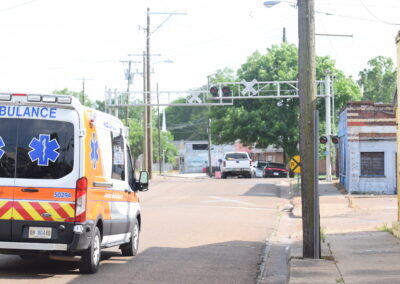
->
[75,177,88,223]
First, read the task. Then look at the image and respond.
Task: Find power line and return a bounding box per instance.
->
[0,0,38,13]
[359,0,400,26]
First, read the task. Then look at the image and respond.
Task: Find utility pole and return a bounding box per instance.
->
[128,53,160,172]
[143,52,148,172]
[75,78,92,105]
[146,7,153,179]
[298,0,320,259]
[120,60,140,126]
[283,27,287,43]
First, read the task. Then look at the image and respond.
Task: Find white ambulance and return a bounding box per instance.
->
[0,93,149,273]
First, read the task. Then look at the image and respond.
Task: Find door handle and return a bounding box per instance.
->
[21,188,39,193]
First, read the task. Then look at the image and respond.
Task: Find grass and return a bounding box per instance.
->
[378,224,394,235]
[320,226,326,243]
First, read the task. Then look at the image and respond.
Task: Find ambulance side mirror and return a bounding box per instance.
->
[138,171,149,191]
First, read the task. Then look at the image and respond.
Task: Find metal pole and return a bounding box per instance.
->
[126,60,132,126]
[114,89,118,118]
[157,84,162,174]
[146,7,153,178]
[143,52,148,172]
[314,110,321,259]
[325,75,332,182]
[207,118,212,177]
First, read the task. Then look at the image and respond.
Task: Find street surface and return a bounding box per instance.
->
[0,176,289,283]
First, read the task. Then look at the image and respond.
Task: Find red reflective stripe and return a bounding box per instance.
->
[50,202,70,220]
[0,201,12,217]
[12,93,27,96]
[13,202,33,220]
[30,202,54,221]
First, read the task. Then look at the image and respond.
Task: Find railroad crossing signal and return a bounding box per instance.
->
[289,155,301,174]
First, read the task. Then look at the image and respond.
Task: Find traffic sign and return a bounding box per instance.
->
[289,155,301,174]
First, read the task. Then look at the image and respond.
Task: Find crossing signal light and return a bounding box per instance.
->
[331,136,339,144]
[319,136,328,144]
[222,86,231,97]
[210,86,219,97]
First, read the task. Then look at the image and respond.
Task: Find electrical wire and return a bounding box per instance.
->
[0,0,39,13]
[359,0,400,26]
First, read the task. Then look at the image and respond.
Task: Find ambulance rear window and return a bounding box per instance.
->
[0,118,74,179]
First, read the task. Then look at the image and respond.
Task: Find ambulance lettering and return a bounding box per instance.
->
[0,106,57,118]
[0,136,4,159]
[54,192,72,198]
[104,193,123,200]
[28,134,60,166]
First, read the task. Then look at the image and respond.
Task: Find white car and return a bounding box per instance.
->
[251,161,268,178]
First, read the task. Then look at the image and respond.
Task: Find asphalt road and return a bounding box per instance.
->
[0,176,289,284]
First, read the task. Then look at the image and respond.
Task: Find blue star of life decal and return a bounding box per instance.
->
[90,133,99,169]
[0,136,5,159]
[28,134,60,166]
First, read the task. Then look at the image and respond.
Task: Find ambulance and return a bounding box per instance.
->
[0,93,149,273]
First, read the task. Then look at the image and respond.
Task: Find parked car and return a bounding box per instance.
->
[263,162,288,178]
[220,152,252,178]
[251,161,268,178]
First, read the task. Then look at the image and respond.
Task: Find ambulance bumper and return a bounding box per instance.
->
[67,223,95,252]
[0,242,67,251]
[0,223,95,253]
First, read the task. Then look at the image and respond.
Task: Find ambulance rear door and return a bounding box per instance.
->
[10,105,80,243]
[0,117,18,241]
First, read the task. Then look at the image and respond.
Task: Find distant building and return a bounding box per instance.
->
[174,140,235,173]
[338,101,397,194]
[175,140,285,173]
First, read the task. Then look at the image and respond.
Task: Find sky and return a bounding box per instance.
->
[0,0,399,103]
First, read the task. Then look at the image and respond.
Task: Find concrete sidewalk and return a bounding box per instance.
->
[261,180,400,284]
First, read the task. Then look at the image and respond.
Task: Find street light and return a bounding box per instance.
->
[263,1,296,8]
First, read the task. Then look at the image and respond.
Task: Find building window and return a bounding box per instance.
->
[192,144,208,150]
[360,152,384,176]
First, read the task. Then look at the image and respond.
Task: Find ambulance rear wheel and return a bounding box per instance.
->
[121,219,139,257]
[79,226,101,274]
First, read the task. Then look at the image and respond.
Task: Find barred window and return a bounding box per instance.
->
[360,152,384,176]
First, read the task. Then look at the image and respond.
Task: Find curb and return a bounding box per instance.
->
[257,243,291,284]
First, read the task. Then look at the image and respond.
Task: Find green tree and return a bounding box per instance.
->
[165,98,208,140]
[164,68,235,141]
[358,56,396,103]
[128,107,178,167]
[210,43,361,162]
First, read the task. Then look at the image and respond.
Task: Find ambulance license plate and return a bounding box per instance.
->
[28,227,52,239]
[273,172,279,176]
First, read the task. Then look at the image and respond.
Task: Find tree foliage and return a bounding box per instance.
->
[127,107,178,165]
[210,43,361,162]
[165,98,208,140]
[358,56,396,103]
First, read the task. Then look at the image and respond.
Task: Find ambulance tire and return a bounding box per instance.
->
[121,218,139,257]
[79,226,101,274]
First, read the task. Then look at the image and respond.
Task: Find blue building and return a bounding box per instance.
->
[338,102,397,194]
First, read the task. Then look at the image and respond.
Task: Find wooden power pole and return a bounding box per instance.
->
[298,0,320,258]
